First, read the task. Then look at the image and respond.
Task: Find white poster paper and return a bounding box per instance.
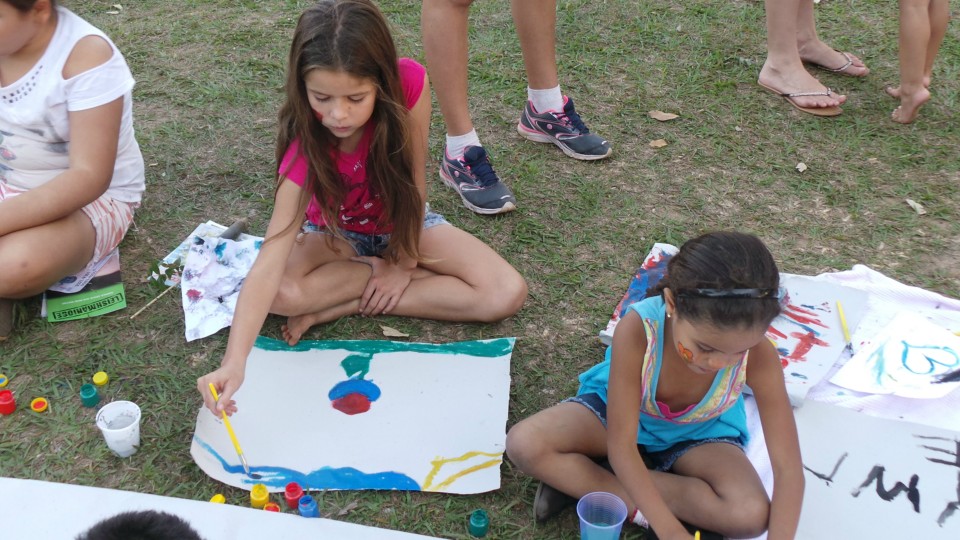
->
[796,401,960,539]
[192,337,513,494]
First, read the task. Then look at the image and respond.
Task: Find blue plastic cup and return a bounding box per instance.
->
[576,491,628,540]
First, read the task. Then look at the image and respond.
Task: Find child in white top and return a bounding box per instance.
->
[0,0,144,338]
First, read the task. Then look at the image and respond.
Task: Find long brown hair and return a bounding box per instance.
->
[276,0,422,261]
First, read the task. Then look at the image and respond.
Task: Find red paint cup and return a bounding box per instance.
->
[284,482,304,509]
[0,390,15,415]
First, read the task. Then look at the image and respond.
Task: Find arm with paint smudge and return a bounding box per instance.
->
[197,179,302,416]
[747,338,804,540]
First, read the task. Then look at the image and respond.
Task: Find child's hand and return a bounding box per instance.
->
[197,363,245,416]
[351,256,414,316]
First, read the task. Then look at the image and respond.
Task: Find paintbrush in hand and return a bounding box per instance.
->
[208,383,260,479]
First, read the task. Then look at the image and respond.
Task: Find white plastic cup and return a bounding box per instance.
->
[577,491,628,540]
[95,400,141,458]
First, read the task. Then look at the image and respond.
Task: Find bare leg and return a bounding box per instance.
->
[0,210,96,298]
[507,403,770,537]
[892,0,933,123]
[278,224,527,344]
[889,0,950,98]
[758,0,846,109]
[422,0,475,136]
[510,0,559,90]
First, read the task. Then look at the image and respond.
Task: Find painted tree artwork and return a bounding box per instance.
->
[191,337,513,494]
[796,400,960,539]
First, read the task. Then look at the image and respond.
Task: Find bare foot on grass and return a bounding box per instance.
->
[884,77,932,99]
[282,314,321,346]
[892,87,931,124]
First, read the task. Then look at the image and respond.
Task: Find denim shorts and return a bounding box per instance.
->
[565,392,745,472]
[300,205,448,257]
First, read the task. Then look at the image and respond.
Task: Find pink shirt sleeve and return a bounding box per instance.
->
[278,138,307,185]
[398,58,426,109]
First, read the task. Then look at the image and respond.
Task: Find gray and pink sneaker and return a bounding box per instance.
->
[517,96,612,160]
[439,145,517,215]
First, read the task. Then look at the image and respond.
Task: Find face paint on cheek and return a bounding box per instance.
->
[313,110,323,121]
[677,341,695,363]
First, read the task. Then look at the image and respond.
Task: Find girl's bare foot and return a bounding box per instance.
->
[759,62,846,110]
[282,314,321,346]
[892,87,931,124]
[884,77,932,99]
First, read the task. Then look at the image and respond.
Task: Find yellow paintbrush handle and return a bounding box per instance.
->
[836,301,851,344]
[208,383,245,457]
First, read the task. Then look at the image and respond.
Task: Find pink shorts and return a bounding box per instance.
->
[0,183,138,270]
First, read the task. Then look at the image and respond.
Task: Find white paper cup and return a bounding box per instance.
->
[95,401,141,458]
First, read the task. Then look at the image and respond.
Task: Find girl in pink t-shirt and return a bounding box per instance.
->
[198,0,527,414]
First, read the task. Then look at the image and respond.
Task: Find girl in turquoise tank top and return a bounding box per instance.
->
[506,231,803,540]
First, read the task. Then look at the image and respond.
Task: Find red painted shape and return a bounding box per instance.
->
[786,331,829,361]
[284,482,304,509]
[783,305,827,328]
[332,393,372,415]
[187,289,202,301]
[767,326,787,339]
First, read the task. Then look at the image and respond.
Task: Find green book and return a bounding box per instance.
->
[44,250,126,322]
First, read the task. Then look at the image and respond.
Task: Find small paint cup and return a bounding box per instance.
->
[284,482,304,509]
[0,389,15,415]
[95,400,141,458]
[468,509,489,537]
[250,483,269,509]
[79,384,100,407]
[576,492,627,540]
[298,495,319,518]
[264,502,281,512]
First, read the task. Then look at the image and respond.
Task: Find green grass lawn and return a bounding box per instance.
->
[1,0,958,538]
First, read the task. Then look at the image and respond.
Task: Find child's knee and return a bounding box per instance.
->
[0,244,42,296]
[723,494,770,538]
[505,420,547,471]
[271,278,302,316]
[478,273,527,322]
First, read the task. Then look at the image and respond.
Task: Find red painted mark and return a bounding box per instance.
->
[187,289,202,302]
[783,305,828,328]
[786,331,829,361]
[766,326,787,339]
[332,393,371,415]
[641,252,664,269]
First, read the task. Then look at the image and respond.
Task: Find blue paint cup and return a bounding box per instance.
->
[576,492,627,540]
[298,494,319,517]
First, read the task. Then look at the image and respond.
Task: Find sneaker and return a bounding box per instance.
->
[533,481,576,523]
[517,96,612,160]
[439,145,517,215]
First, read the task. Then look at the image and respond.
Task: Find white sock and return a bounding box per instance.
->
[631,508,649,528]
[445,129,481,159]
[528,85,564,113]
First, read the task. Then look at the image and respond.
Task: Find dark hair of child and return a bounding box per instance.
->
[76,510,203,540]
[4,0,55,11]
[276,0,422,262]
[649,231,781,329]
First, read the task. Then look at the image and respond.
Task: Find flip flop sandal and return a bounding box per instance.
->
[807,51,868,77]
[759,82,843,117]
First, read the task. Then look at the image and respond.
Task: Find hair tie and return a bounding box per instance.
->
[677,287,784,299]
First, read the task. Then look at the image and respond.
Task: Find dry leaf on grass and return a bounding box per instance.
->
[905,199,927,215]
[648,110,679,122]
[337,501,359,516]
[381,325,409,338]
[796,162,808,173]
[649,139,668,148]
